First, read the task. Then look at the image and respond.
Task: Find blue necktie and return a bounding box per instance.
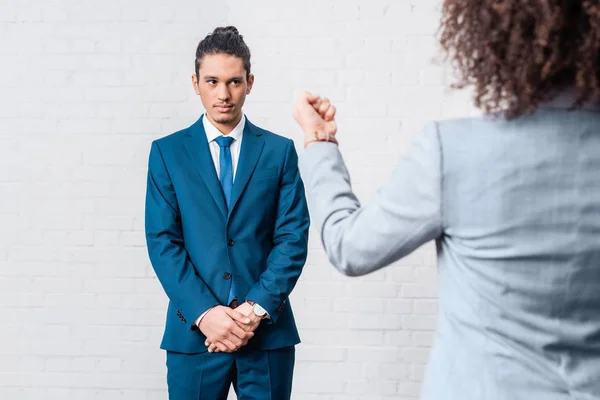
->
[215,136,235,208]
[215,136,237,305]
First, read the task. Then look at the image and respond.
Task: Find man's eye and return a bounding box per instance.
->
[207,80,217,85]
[231,80,241,85]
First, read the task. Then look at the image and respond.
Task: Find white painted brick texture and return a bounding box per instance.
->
[0,0,477,398]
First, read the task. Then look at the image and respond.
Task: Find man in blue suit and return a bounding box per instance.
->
[144,26,309,399]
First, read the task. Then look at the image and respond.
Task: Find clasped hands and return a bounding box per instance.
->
[198,301,263,353]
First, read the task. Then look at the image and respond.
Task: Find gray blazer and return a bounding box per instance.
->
[299,103,600,399]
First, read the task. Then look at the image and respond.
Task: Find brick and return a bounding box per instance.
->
[97,358,122,372]
[346,282,398,298]
[292,377,345,394]
[400,348,431,364]
[348,314,402,330]
[364,362,410,380]
[17,6,43,22]
[413,331,435,347]
[83,216,133,231]
[303,296,333,312]
[410,364,427,381]
[293,283,346,298]
[333,298,385,313]
[300,330,385,347]
[398,381,422,396]
[402,315,437,330]
[337,69,365,86]
[296,346,348,362]
[346,380,399,396]
[146,6,174,22]
[294,313,350,330]
[400,284,438,298]
[387,267,415,282]
[385,299,413,314]
[385,331,413,346]
[0,8,16,21]
[20,356,45,373]
[413,299,438,315]
[68,4,120,21]
[120,231,146,247]
[45,357,71,372]
[348,348,400,363]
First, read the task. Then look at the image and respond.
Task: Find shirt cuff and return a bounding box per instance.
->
[194,307,214,328]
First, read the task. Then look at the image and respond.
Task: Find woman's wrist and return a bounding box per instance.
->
[303,129,338,148]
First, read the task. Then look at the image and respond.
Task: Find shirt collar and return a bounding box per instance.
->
[202,114,246,143]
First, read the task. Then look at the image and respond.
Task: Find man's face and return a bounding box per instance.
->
[192,53,254,134]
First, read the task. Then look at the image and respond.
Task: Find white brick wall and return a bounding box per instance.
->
[0,1,478,399]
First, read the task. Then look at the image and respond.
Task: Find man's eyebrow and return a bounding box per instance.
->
[202,76,244,81]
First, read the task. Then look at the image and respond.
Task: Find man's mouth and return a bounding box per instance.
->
[215,104,233,112]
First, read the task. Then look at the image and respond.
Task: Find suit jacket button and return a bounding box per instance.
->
[223,272,232,280]
[227,239,234,246]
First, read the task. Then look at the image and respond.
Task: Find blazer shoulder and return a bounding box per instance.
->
[152,125,193,151]
[248,121,293,147]
[154,127,190,146]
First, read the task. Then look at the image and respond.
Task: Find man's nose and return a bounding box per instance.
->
[217,84,230,101]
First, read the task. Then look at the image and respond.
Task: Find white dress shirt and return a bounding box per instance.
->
[194,114,269,328]
[203,113,245,181]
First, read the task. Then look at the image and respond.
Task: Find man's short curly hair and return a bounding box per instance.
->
[439,0,600,119]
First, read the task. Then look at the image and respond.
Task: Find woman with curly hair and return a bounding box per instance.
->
[294,1,600,398]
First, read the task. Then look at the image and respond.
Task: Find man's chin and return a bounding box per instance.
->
[210,114,238,125]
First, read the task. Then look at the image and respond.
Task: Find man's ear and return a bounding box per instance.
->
[246,74,255,94]
[192,74,200,95]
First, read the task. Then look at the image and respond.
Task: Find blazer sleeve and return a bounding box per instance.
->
[245,139,310,323]
[145,141,219,329]
[298,122,443,276]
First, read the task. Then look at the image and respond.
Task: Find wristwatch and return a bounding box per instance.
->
[246,300,267,318]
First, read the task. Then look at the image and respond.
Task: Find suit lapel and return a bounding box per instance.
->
[183,116,228,219]
[228,120,265,217]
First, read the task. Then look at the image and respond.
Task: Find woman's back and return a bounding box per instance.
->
[422,107,600,399]
[293,1,600,398]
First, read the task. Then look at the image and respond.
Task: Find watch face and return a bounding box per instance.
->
[253,303,267,316]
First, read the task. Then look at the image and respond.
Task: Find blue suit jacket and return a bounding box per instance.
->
[145,115,309,354]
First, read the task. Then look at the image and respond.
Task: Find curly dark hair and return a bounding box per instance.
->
[195,26,251,78]
[439,0,600,119]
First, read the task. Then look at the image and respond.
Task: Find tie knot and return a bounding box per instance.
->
[215,136,235,148]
